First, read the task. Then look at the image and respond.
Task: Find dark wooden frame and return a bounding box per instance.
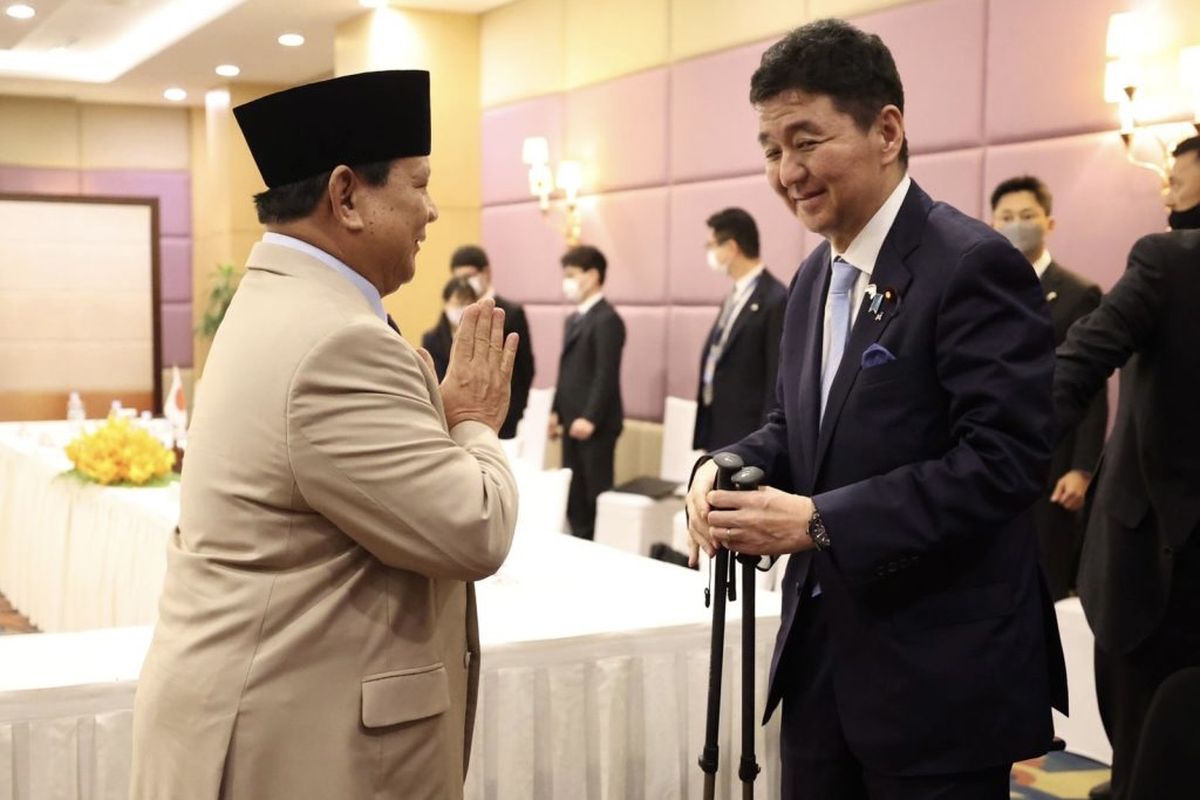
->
[0,192,163,408]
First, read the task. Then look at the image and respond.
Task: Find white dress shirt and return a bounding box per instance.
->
[1032,249,1052,279]
[717,263,765,348]
[576,291,605,316]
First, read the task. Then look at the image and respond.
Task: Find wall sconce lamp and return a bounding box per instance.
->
[1104,12,1200,185]
[522,136,584,245]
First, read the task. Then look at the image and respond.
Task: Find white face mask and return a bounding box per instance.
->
[445,306,464,326]
[706,248,728,274]
[998,220,1045,259]
[562,277,583,303]
[466,275,486,296]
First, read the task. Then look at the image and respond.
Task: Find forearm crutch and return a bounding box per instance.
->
[698,453,764,799]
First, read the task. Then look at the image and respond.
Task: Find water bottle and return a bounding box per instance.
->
[66,392,86,422]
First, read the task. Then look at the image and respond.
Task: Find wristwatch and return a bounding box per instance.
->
[808,506,831,551]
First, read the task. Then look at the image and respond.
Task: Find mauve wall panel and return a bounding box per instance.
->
[577,187,669,304]
[524,304,567,389]
[482,95,566,206]
[616,305,667,421]
[0,166,81,195]
[565,69,669,193]
[81,169,191,237]
[482,202,570,304]
[909,148,985,220]
[160,302,193,368]
[666,305,720,401]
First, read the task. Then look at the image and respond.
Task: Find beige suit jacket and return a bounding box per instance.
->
[130,241,518,800]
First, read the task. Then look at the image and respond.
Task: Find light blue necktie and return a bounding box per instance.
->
[820,257,860,422]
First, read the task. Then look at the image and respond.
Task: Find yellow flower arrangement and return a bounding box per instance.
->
[64,415,176,487]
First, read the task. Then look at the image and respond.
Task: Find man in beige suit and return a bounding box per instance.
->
[130,71,519,799]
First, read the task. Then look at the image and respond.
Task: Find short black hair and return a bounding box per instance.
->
[750,19,908,166]
[561,244,607,284]
[706,207,761,259]
[990,175,1054,215]
[441,276,479,304]
[450,244,489,271]
[253,160,392,224]
[1173,136,1200,160]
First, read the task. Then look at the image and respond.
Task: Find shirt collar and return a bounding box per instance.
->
[831,174,912,277]
[732,263,765,296]
[577,292,604,315]
[1032,249,1052,279]
[262,232,386,322]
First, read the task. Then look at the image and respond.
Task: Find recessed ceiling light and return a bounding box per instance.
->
[215,64,240,77]
[359,0,389,8]
[163,87,187,102]
[277,33,305,47]
[5,4,36,20]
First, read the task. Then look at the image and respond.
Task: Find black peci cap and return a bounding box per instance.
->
[233,70,431,189]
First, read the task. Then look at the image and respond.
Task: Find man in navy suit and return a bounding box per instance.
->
[686,20,1067,799]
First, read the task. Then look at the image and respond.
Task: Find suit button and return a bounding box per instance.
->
[464,650,472,669]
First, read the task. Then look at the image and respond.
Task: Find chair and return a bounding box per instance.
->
[593,397,703,556]
[1126,666,1200,799]
[510,387,553,470]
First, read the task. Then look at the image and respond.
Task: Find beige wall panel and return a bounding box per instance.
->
[808,0,920,20]
[80,104,190,170]
[481,0,566,108]
[0,96,80,168]
[670,0,807,61]
[386,204,480,346]
[564,0,669,89]
[0,290,151,342]
[0,342,151,392]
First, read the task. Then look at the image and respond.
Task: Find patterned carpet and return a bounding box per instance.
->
[1012,752,1110,799]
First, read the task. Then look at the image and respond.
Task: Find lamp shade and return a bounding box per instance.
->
[556,160,582,196]
[1106,12,1146,59]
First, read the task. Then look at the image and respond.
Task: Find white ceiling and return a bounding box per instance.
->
[0,0,513,106]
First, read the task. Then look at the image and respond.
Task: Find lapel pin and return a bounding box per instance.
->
[872,288,900,321]
[1046,290,1058,302]
[750,302,760,312]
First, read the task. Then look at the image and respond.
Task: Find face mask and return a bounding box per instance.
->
[466,275,486,296]
[562,277,582,303]
[706,248,728,274]
[445,307,464,326]
[1168,203,1200,230]
[998,220,1045,259]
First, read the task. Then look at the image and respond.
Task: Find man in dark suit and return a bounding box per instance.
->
[694,207,788,452]
[685,20,1066,799]
[550,245,625,539]
[991,175,1108,600]
[1166,135,1200,231]
[1055,229,1200,800]
[450,245,535,439]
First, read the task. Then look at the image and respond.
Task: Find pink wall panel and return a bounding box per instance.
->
[523,304,567,389]
[577,187,668,304]
[0,165,81,195]
[669,40,768,183]
[482,95,566,206]
[615,305,667,421]
[482,201,571,304]
[566,68,668,193]
[908,148,984,220]
[855,0,985,154]
[159,237,192,303]
[983,132,1167,291]
[985,0,1127,143]
[666,305,720,401]
[668,174,806,304]
[160,302,193,368]
[81,169,192,237]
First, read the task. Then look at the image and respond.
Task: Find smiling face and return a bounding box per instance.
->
[757,90,905,252]
[357,157,439,295]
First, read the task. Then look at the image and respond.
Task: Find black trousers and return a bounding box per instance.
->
[779,594,1011,800]
[561,433,616,540]
[1033,494,1083,601]
[1095,532,1200,800]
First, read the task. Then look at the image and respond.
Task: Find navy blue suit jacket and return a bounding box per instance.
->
[726,182,1068,776]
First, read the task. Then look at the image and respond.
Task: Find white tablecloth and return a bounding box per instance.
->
[1,532,782,800]
[0,423,175,632]
[1053,597,1112,765]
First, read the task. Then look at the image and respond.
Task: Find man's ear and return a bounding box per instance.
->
[876,104,905,167]
[328,165,365,232]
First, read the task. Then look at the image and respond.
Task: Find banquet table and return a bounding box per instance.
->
[0,532,783,800]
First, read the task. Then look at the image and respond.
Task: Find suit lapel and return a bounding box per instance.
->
[796,253,829,487]
[716,272,766,360]
[812,190,922,474]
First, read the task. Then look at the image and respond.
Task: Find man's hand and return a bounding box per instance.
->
[440,298,519,433]
[568,418,595,440]
[685,460,719,567]
[1050,469,1091,512]
[548,412,562,441]
[706,487,816,558]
